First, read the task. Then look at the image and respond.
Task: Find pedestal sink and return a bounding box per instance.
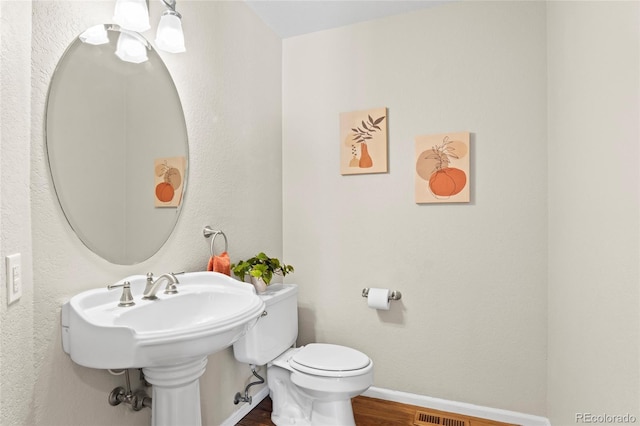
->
[61,272,265,426]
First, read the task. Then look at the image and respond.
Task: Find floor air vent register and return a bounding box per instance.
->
[414,410,469,426]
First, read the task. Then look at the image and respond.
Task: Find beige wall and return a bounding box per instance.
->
[282,1,548,416]
[547,1,640,424]
[3,1,281,425]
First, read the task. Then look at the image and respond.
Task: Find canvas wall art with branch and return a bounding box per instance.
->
[340,107,388,175]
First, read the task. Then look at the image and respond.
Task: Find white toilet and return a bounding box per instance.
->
[233,284,374,426]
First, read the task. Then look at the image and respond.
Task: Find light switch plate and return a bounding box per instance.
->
[6,253,22,305]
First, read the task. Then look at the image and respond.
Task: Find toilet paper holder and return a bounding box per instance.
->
[361,288,402,301]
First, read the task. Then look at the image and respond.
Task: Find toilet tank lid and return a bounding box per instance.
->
[291,343,370,372]
[257,283,298,306]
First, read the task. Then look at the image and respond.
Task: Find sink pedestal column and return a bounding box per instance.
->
[143,357,208,426]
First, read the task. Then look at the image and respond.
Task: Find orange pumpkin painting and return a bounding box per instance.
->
[415,132,470,203]
[155,182,175,202]
[154,156,186,207]
[430,167,466,197]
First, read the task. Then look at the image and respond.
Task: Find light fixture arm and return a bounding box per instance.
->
[113,26,151,49]
[160,0,181,19]
[161,0,176,10]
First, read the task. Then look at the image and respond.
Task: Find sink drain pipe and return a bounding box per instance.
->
[234,364,265,405]
[108,369,152,411]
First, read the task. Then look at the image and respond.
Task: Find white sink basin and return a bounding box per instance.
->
[61,271,265,369]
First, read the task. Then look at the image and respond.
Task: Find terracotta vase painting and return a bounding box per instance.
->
[415,132,470,204]
[340,107,388,175]
[154,156,186,207]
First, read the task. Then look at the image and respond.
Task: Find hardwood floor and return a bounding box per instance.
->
[236,396,275,426]
[352,396,421,425]
[236,396,517,426]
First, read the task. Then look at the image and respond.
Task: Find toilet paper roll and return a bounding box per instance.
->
[367,288,391,310]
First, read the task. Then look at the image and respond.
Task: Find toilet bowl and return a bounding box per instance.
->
[233,284,374,426]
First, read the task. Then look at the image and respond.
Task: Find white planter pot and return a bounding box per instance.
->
[250,276,268,293]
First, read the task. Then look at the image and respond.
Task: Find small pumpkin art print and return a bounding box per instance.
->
[340,107,388,175]
[415,132,470,203]
[154,156,186,207]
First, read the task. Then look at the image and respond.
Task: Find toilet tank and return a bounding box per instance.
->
[233,283,298,365]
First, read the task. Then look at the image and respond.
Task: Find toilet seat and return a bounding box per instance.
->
[289,343,372,378]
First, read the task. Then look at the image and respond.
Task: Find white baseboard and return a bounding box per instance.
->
[362,387,551,426]
[219,385,551,426]
[219,386,270,426]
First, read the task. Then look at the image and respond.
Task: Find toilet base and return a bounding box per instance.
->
[271,399,356,426]
[269,362,312,425]
[310,400,356,426]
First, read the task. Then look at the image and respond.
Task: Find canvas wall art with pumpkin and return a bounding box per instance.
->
[415,132,470,203]
[340,107,388,175]
[154,156,186,207]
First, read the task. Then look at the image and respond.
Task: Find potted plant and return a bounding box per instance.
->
[231,252,294,293]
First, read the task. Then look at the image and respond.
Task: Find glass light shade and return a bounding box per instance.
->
[115,32,148,64]
[113,0,150,32]
[79,25,109,45]
[155,12,186,53]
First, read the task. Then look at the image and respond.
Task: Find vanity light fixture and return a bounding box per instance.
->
[112,0,186,54]
[113,0,150,33]
[79,24,110,45]
[156,0,186,53]
[115,30,149,64]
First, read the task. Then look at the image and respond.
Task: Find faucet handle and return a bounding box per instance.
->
[107,281,135,307]
[163,272,183,295]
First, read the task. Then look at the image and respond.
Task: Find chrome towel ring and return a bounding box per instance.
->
[203,226,228,256]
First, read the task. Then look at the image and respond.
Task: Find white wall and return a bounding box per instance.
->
[282,1,548,415]
[1,1,35,424]
[26,1,281,425]
[547,2,640,424]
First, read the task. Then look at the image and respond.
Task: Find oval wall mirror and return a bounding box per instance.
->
[46,25,188,265]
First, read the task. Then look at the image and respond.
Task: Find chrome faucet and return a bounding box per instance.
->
[142,272,181,300]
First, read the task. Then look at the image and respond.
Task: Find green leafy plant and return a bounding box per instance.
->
[351,114,386,144]
[231,252,294,285]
